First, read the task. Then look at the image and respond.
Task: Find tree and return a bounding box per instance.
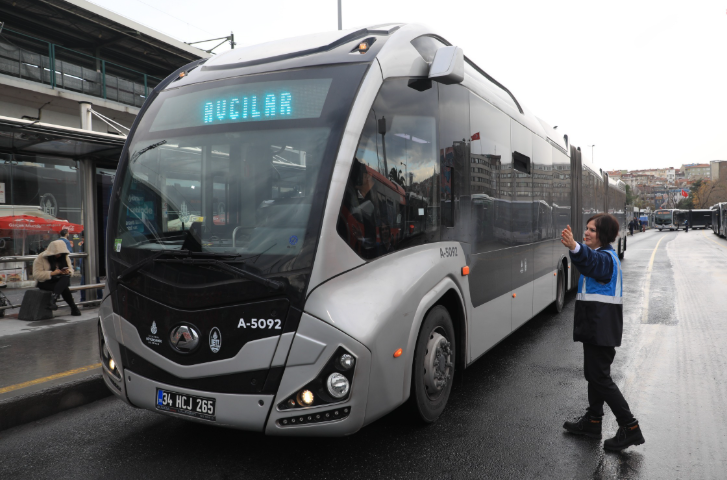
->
[694,179,727,208]
[676,197,693,209]
[625,185,636,205]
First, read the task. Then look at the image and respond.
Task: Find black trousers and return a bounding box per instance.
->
[583,343,635,426]
[37,276,77,310]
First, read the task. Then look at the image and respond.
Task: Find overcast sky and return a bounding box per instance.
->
[90,0,727,172]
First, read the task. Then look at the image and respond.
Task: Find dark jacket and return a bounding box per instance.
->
[569,243,623,346]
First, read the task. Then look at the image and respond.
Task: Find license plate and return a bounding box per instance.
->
[156,389,216,421]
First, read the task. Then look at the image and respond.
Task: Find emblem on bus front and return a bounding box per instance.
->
[209,327,221,353]
[169,325,200,353]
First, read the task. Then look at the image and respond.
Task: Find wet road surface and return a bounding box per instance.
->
[1,229,727,479]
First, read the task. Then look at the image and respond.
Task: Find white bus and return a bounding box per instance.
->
[655,209,678,231]
[98,24,626,436]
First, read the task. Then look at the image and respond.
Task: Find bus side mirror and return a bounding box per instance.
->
[428,46,464,85]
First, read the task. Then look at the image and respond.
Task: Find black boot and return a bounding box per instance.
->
[563,412,602,438]
[604,420,645,451]
[49,295,58,311]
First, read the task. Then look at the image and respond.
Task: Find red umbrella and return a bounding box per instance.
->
[0,215,84,234]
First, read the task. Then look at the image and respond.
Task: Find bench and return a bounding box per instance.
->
[18,289,54,321]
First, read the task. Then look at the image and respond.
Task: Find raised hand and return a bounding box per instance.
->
[561,225,577,250]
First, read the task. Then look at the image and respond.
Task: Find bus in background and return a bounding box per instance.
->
[713,203,727,238]
[655,209,678,231]
[99,23,629,436]
[689,209,712,230]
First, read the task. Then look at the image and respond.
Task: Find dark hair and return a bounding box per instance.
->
[586,213,619,246]
[60,229,69,237]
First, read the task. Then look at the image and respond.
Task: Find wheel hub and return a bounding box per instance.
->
[423,331,453,397]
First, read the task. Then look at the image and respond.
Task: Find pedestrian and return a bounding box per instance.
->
[560,214,645,451]
[684,219,689,233]
[628,219,634,236]
[59,229,72,252]
[32,240,81,315]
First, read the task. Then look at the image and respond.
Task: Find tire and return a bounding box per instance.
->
[551,261,566,313]
[618,239,624,260]
[659,228,662,231]
[410,305,455,423]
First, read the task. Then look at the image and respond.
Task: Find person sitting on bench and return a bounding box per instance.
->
[32,240,81,316]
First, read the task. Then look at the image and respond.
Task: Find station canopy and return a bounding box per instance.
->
[0,0,209,79]
[0,115,124,161]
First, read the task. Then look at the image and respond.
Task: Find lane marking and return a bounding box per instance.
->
[702,231,727,250]
[0,363,102,395]
[641,236,666,324]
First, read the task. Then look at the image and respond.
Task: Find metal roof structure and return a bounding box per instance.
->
[0,0,210,79]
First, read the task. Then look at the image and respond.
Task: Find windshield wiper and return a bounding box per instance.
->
[155,256,284,291]
[117,249,186,282]
[131,140,167,162]
[116,249,241,282]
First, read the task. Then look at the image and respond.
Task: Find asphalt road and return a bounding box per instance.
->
[2,229,727,479]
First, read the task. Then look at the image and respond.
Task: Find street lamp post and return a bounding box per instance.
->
[588,144,595,163]
[338,0,342,30]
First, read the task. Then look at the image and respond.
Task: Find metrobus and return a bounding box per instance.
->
[712,203,727,237]
[688,209,712,230]
[98,24,627,436]
[655,209,678,230]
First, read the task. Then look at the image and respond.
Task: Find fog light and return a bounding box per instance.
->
[109,358,116,371]
[337,353,355,370]
[297,389,314,406]
[326,373,350,398]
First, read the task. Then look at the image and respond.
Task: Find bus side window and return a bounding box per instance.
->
[469,92,510,253]
[439,84,470,234]
[336,78,439,260]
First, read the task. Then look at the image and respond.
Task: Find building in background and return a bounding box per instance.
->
[710,160,727,182]
[681,163,711,180]
[0,0,209,294]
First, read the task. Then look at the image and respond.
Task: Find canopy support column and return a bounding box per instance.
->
[80,159,98,302]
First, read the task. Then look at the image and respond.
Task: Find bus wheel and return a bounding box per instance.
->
[410,305,455,423]
[551,262,565,313]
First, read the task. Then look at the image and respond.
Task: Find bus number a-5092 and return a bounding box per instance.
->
[440,247,458,258]
[237,318,282,329]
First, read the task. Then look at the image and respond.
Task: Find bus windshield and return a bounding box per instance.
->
[655,211,673,225]
[111,64,367,277]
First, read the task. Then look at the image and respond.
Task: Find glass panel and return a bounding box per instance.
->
[552,148,572,237]
[0,154,84,304]
[111,64,367,281]
[337,78,439,260]
[469,93,510,253]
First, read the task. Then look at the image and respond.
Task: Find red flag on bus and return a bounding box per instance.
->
[681,189,688,197]
[471,132,480,141]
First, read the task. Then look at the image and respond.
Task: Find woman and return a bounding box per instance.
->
[560,213,645,451]
[32,239,81,316]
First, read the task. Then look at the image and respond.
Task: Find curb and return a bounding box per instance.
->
[0,374,111,432]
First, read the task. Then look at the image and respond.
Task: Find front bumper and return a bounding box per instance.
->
[126,370,273,430]
[99,295,371,436]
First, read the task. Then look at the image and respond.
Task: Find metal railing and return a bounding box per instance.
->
[0,283,105,311]
[0,253,88,263]
[0,28,162,108]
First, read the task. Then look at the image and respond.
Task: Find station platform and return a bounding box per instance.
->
[0,304,101,402]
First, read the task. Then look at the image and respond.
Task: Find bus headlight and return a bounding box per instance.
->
[297,389,315,406]
[326,373,350,398]
[337,353,355,370]
[277,347,356,411]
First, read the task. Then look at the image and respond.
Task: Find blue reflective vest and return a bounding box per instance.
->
[574,248,624,346]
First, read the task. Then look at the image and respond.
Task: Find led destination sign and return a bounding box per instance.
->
[149,78,333,132]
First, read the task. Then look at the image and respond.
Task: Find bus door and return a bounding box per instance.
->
[510,120,533,331]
